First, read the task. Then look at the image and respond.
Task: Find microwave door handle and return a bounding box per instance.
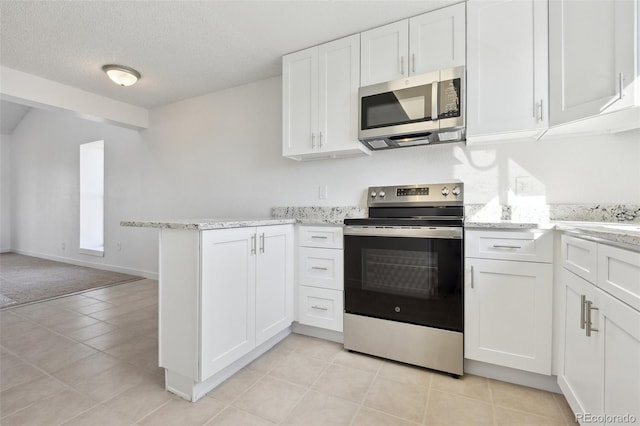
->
[431,81,439,121]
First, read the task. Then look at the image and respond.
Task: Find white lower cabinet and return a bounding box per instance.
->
[296,225,344,332]
[298,286,343,331]
[201,225,294,379]
[465,258,553,374]
[559,235,640,424]
[465,229,553,375]
[200,227,257,379]
[160,224,294,400]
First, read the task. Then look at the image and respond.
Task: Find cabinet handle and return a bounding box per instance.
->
[311,235,328,239]
[251,234,256,255]
[311,266,328,271]
[319,131,323,148]
[618,72,625,101]
[400,56,405,75]
[412,53,416,73]
[585,300,599,337]
[311,133,316,148]
[311,305,328,311]
[537,100,543,122]
[580,295,587,329]
[259,233,265,254]
[470,265,474,289]
[431,81,439,121]
[492,244,522,249]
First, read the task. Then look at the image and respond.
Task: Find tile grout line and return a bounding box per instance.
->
[274,344,340,425]
[420,373,433,425]
[348,351,384,425]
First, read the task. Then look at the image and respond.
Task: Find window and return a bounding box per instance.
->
[79,140,104,256]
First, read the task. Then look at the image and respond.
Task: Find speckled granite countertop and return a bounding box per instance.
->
[120,218,296,230]
[465,220,640,251]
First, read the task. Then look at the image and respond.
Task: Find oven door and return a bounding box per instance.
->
[344,226,463,332]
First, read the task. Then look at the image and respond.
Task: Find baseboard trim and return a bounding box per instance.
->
[9,248,158,280]
[464,359,561,393]
[292,322,344,343]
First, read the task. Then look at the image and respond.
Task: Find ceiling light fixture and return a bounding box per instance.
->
[102,64,141,87]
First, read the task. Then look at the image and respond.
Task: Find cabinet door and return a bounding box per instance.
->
[467,0,548,142]
[255,225,294,346]
[465,258,553,374]
[549,0,637,126]
[558,269,603,419]
[409,3,465,75]
[318,34,360,153]
[283,46,319,156]
[200,228,256,381]
[360,20,409,86]
[598,287,640,424]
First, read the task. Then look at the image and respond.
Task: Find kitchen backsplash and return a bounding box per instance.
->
[465,204,640,223]
[274,204,640,224]
[271,206,366,224]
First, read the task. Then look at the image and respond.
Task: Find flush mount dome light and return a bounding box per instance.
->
[102,64,141,87]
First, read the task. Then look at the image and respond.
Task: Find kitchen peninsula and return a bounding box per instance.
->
[121,218,295,401]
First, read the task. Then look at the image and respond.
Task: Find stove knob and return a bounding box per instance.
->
[441,187,450,196]
[370,191,377,198]
[379,191,386,198]
[452,186,461,196]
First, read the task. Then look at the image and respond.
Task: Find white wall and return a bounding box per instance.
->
[0,133,11,252]
[10,108,157,276]
[9,76,640,275]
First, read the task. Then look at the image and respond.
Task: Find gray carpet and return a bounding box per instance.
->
[0,253,142,308]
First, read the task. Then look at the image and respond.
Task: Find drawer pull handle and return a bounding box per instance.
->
[311,236,328,239]
[311,305,328,311]
[492,245,522,249]
[580,295,586,329]
[311,266,328,271]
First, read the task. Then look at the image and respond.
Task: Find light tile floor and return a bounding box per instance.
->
[0,279,578,425]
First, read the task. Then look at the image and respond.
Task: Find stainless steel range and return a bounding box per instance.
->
[343,182,464,376]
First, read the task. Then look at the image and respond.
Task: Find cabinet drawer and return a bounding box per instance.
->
[597,244,640,311]
[561,234,597,283]
[298,247,343,291]
[466,230,553,263]
[299,226,343,249]
[298,286,343,332]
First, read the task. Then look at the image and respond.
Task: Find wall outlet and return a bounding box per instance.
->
[61,242,66,250]
[318,185,328,200]
[116,242,122,251]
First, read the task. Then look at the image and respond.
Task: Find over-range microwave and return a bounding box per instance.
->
[358,66,465,150]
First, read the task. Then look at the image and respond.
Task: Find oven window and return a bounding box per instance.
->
[344,234,463,331]
[363,248,438,299]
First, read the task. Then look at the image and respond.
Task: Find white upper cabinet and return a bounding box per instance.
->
[360,3,465,87]
[360,20,409,86]
[466,0,549,143]
[283,34,369,160]
[282,47,318,158]
[548,0,639,133]
[409,3,466,75]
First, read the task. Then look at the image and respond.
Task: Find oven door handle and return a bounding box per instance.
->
[343,226,462,239]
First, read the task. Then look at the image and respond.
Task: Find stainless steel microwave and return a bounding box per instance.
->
[358,66,465,150]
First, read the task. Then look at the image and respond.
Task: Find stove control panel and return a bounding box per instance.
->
[368,183,463,207]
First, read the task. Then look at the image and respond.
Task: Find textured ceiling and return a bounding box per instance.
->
[0,0,459,110]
